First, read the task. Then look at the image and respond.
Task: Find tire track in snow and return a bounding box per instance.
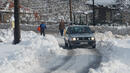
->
[78,55,101,73]
[44,50,76,73]
[44,34,101,73]
[77,48,101,73]
[62,48,101,73]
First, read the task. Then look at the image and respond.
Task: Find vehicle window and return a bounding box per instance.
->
[67,26,92,34]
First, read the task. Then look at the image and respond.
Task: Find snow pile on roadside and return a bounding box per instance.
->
[89,31,130,73]
[0,29,62,73]
[0,43,45,73]
[89,60,130,73]
[0,29,13,42]
[94,31,115,41]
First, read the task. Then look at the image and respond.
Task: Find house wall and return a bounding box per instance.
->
[3,13,11,23]
[87,4,126,25]
[0,12,11,23]
[0,11,39,24]
[106,11,111,23]
[99,7,107,23]
[123,12,130,25]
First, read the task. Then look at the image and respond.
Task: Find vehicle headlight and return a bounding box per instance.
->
[91,37,95,40]
[72,38,76,41]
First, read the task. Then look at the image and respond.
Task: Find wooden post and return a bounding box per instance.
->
[13,0,21,44]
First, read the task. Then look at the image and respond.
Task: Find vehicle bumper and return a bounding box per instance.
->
[70,40,96,46]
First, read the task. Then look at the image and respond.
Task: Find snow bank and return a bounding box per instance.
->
[1,29,130,73]
[89,60,130,73]
[0,29,13,42]
[0,29,62,73]
[89,31,130,73]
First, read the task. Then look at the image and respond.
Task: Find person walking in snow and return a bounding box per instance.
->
[40,22,46,36]
[59,19,65,36]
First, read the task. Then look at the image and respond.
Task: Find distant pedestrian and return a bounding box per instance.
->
[40,22,46,36]
[59,19,65,36]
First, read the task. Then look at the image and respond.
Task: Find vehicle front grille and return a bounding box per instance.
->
[79,38,83,40]
[78,37,90,40]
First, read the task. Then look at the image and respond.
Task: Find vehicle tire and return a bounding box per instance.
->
[92,45,96,48]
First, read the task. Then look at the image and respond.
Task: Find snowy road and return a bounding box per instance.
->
[41,49,101,73]
[38,34,101,73]
[0,28,101,73]
[0,28,130,73]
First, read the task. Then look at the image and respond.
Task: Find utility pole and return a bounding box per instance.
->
[93,0,95,26]
[13,0,21,44]
[27,0,29,24]
[69,0,72,22]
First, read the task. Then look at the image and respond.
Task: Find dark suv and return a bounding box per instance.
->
[64,25,96,48]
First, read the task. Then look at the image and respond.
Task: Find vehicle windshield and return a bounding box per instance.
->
[67,26,92,34]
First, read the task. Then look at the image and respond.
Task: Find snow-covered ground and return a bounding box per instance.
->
[89,32,130,73]
[0,29,100,73]
[0,29,130,73]
[0,29,61,73]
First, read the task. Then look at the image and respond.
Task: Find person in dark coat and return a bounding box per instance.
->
[59,19,65,36]
[40,22,46,36]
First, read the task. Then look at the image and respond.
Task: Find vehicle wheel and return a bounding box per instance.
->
[92,45,96,48]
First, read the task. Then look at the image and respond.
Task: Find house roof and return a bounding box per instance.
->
[86,0,119,6]
[73,10,93,15]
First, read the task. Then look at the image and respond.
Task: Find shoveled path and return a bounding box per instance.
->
[43,34,102,73]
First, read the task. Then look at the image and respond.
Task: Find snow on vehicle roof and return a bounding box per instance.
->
[86,0,118,6]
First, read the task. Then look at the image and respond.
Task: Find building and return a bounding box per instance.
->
[0,0,40,24]
[72,10,93,25]
[86,0,124,25]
